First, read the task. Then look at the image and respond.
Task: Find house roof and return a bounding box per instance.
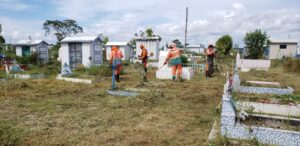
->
[60,36,101,43]
[135,36,161,41]
[187,44,205,48]
[106,42,128,46]
[13,40,47,46]
[270,39,298,44]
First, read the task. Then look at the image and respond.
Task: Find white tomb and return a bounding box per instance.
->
[156,51,194,80]
[236,53,271,72]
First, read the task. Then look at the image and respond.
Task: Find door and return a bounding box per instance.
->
[22,46,31,57]
[69,43,82,69]
[93,44,102,65]
[38,46,48,63]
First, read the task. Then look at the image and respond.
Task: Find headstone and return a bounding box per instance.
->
[61,63,72,75]
[232,65,240,91]
[156,51,194,80]
[5,64,9,75]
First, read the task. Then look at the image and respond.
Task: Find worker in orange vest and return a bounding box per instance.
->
[138,44,148,73]
[110,45,124,82]
[164,43,183,82]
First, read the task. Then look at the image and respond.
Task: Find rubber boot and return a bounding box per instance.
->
[179,76,184,82]
[172,76,176,81]
[116,74,120,82]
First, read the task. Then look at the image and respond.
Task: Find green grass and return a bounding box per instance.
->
[0,63,225,145]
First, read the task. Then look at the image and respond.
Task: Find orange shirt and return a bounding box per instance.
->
[140,49,148,61]
[110,49,123,64]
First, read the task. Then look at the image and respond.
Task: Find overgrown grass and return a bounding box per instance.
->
[283,57,300,73]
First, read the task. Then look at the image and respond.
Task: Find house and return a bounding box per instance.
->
[105,42,130,61]
[135,37,161,60]
[186,44,205,54]
[59,36,103,69]
[268,39,298,59]
[13,40,49,63]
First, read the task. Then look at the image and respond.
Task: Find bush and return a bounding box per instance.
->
[180,55,188,64]
[283,57,300,73]
[87,65,112,77]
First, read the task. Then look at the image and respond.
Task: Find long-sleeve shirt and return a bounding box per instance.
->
[166,48,182,66]
[110,50,123,64]
[140,49,148,62]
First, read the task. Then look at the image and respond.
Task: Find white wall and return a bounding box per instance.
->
[16,46,22,56]
[136,40,160,60]
[269,44,297,59]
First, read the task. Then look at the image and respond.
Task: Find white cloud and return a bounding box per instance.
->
[233,3,245,10]
[0,0,32,11]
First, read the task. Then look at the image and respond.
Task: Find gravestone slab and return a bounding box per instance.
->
[156,51,194,80]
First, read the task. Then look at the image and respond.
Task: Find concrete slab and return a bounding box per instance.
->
[13,73,44,79]
[208,120,219,141]
[56,74,102,84]
[106,90,138,97]
[237,101,300,117]
[246,81,280,86]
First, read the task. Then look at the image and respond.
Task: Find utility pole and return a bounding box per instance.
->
[184,1,189,50]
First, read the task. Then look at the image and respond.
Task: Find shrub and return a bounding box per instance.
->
[283,57,300,73]
[180,55,188,64]
[87,65,112,77]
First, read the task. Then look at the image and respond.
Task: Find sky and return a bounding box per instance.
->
[0,0,300,47]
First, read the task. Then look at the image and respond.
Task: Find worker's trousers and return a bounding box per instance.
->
[171,64,182,77]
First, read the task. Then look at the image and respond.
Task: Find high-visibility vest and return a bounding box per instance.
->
[167,48,182,66]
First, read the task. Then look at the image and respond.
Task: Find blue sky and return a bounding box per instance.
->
[0,0,300,46]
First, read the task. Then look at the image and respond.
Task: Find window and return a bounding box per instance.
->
[280,44,287,49]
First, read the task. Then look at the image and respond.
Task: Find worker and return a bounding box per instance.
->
[164,43,183,82]
[110,45,124,82]
[138,44,148,73]
[206,44,216,77]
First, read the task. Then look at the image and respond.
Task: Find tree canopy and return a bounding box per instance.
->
[145,28,154,37]
[43,19,83,41]
[216,35,233,56]
[244,29,269,59]
[171,39,184,48]
[0,24,5,44]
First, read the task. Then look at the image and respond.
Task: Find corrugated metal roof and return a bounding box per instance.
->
[270,39,298,44]
[106,42,128,46]
[13,40,45,46]
[61,36,100,43]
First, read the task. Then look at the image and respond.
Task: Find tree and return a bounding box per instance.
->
[102,36,109,45]
[145,28,154,37]
[43,19,83,41]
[244,29,269,59]
[0,24,5,44]
[171,39,184,48]
[216,35,233,56]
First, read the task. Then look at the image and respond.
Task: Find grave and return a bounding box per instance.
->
[221,74,300,145]
[232,65,293,95]
[236,54,271,72]
[156,51,194,80]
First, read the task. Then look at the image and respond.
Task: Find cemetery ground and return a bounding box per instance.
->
[1,57,300,145]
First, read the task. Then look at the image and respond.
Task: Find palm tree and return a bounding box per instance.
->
[145,28,153,37]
